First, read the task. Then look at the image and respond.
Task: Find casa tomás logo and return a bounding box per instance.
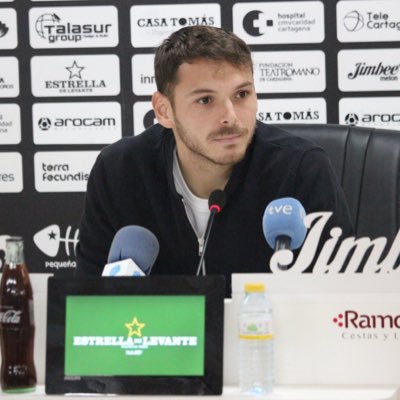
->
[73,316,199,357]
[332,310,400,341]
[130,4,221,48]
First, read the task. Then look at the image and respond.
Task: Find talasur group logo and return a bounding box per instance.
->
[35,13,61,39]
[33,224,79,257]
[343,10,364,32]
[0,20,9,38]
[34,12,112,44]
[243,10,273,36]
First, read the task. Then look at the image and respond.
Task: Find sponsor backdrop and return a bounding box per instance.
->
[0,0,399,275]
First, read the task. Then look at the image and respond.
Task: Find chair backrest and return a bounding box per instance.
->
[276,124,400,242]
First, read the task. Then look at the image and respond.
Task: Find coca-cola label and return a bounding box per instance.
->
[0,309,22,324]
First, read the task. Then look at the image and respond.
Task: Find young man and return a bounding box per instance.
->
[76,26,352,295]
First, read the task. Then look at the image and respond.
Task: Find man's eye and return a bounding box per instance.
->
[198,97,211,105]
[236,90,249,99]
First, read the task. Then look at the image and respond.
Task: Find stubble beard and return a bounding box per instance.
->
[173,117,256,167]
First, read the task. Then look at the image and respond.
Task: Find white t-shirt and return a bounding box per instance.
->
[172,150,210,239]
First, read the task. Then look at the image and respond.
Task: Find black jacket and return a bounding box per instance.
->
[76,122,353,295]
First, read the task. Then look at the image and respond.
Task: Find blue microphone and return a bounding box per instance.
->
[262,197,307,252]
[102,225,159,277]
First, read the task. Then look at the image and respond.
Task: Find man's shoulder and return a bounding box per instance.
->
[255,122,319,153]
[100,124,169,160]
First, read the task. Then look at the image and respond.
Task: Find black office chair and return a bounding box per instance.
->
[276,124,400,243]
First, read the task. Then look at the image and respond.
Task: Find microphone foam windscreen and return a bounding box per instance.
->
[262,197,307,250]
[208,189,227,211]
[107,225,160,274]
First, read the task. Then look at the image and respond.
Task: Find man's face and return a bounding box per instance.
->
[167,59,258,167]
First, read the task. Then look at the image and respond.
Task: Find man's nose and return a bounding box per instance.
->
[219,100,237,126]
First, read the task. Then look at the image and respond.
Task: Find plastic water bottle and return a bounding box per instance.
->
[239,283,273,394]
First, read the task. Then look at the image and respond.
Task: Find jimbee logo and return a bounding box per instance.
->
[33,224,79,257]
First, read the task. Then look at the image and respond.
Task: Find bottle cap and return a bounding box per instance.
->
[244,283,265,293]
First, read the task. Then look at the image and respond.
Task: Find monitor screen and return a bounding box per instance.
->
[45,275,224,395]
[64,295,205,376]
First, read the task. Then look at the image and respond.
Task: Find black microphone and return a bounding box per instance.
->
[196,190,226,276]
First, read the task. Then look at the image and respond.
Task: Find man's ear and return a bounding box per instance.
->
[152,91,174,129]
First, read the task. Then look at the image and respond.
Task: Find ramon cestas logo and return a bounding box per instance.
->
[73,315,198,357]
[35,12,112,44]
[332,310,400,341]
[33,224,78,270]
[348,62,400,81]
[344,9,400,33]
[0,20,9,38]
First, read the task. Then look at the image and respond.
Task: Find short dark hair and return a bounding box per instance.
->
[154,25,253,98]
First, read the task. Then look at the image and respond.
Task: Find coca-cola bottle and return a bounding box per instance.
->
[0,237,36,393]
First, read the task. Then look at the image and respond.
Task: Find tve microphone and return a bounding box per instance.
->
[262,197,307,253]
[102,225,159,277]
[195,190,227,276]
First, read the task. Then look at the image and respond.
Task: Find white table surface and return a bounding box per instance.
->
[0,385,398,399]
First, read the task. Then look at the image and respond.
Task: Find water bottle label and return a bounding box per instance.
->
[239,314,273,340]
